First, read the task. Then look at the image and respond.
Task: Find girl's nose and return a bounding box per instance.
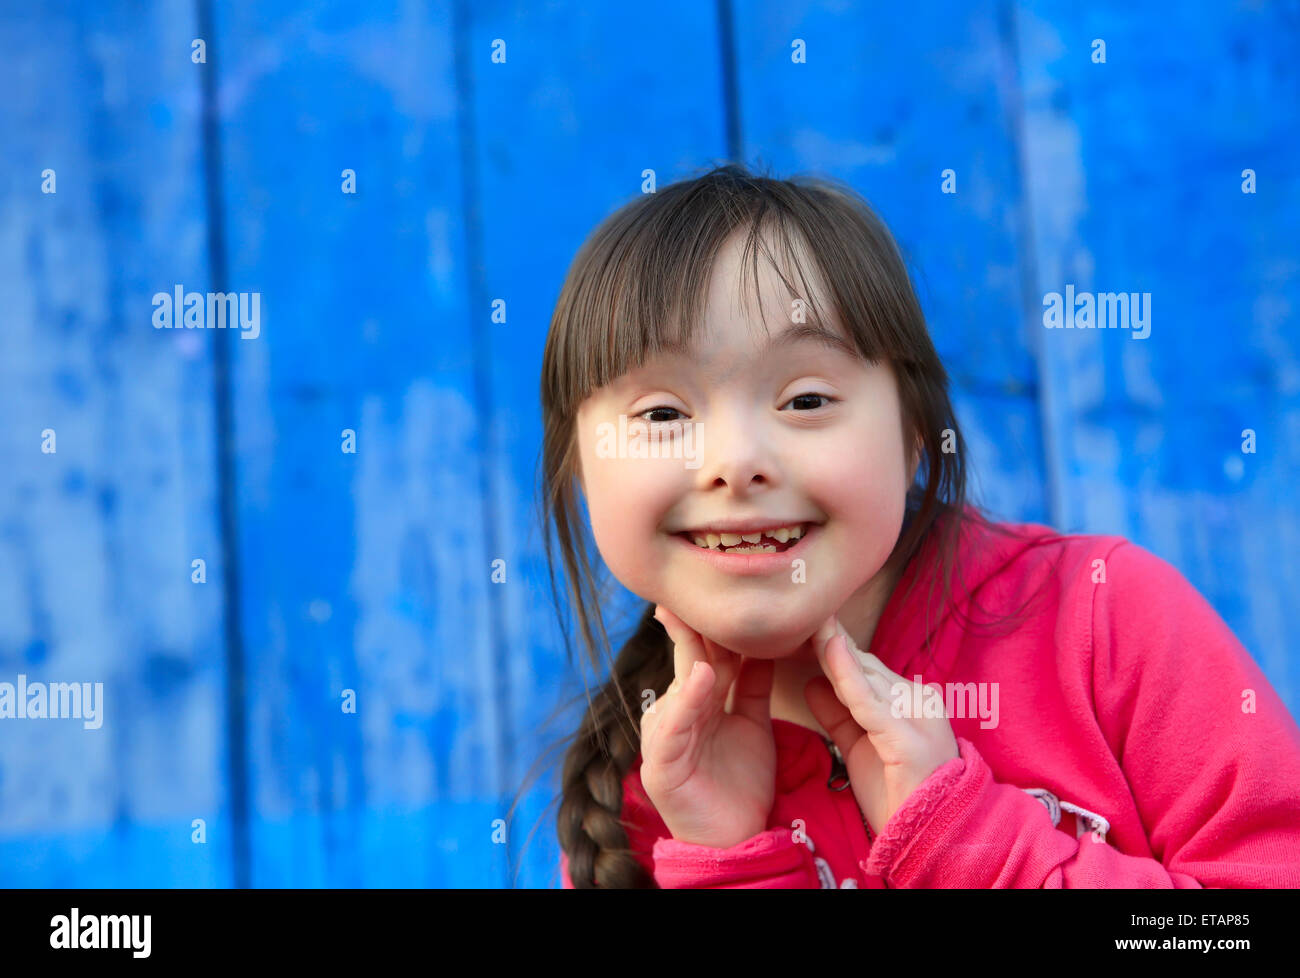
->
[694,419,774,491]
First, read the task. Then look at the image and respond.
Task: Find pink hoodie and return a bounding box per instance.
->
[560,511,1300,888]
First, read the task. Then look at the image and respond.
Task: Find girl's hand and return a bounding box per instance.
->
[640,605,777,850]
[804,616,960,837]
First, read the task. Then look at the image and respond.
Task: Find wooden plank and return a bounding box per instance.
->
[209,1,501,885]
[0,1,228,885]
[1015,3,1300,710]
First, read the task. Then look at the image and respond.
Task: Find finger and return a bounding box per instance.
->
[813,614,838,654]
[869,662,927,715]
[727,655,774,727]
[813,614,852,673]
[645,659,716,770]
[826,619,906,706]
[820,633,892,735]
[804,674,857,746]
[837,639,919,717]
[654,605,707,693]
[806,675,885,784]
[834,619,904,686]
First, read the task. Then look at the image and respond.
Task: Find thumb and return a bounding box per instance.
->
[805,675,859,757]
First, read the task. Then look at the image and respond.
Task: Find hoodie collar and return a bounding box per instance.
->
[868,506,1060,680]
[771,717,835,793]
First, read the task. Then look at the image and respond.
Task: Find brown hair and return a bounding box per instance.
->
[507,162,1053,888]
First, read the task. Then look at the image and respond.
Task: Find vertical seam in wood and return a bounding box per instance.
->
[197,0,251,890]
[452,0,514,887]
[999,0,1065,530]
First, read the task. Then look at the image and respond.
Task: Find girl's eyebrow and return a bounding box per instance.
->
[659,319,858,364]
[765,320,859,359]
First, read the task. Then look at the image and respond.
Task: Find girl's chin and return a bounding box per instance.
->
[667,616,819,659]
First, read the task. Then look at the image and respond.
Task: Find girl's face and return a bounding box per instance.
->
[575,232,917,658]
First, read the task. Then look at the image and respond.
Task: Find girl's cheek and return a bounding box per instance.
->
[803,432,908,549]
[581,459,673,585]
[583,495,635,581]
[800,433,901,501]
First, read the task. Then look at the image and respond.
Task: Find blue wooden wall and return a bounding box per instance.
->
[0,1,1296,888]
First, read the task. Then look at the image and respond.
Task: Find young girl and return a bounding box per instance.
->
[535,163,1300,888]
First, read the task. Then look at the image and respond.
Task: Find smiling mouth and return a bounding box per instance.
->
[674,522,812,555]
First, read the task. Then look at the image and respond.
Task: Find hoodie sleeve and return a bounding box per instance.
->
[649,828,820,888]
[863,540,1300,888]
[562,828,820,888]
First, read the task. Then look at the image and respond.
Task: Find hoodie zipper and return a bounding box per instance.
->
[825,738,851,792]
[822,735,888,887]
[824,737,876,844]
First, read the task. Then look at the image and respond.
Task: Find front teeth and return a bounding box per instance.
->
[689,524,806,550]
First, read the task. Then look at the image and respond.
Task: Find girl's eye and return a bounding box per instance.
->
[639,406,685,424]
[638,394,835,424]
[783,393,836,411]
